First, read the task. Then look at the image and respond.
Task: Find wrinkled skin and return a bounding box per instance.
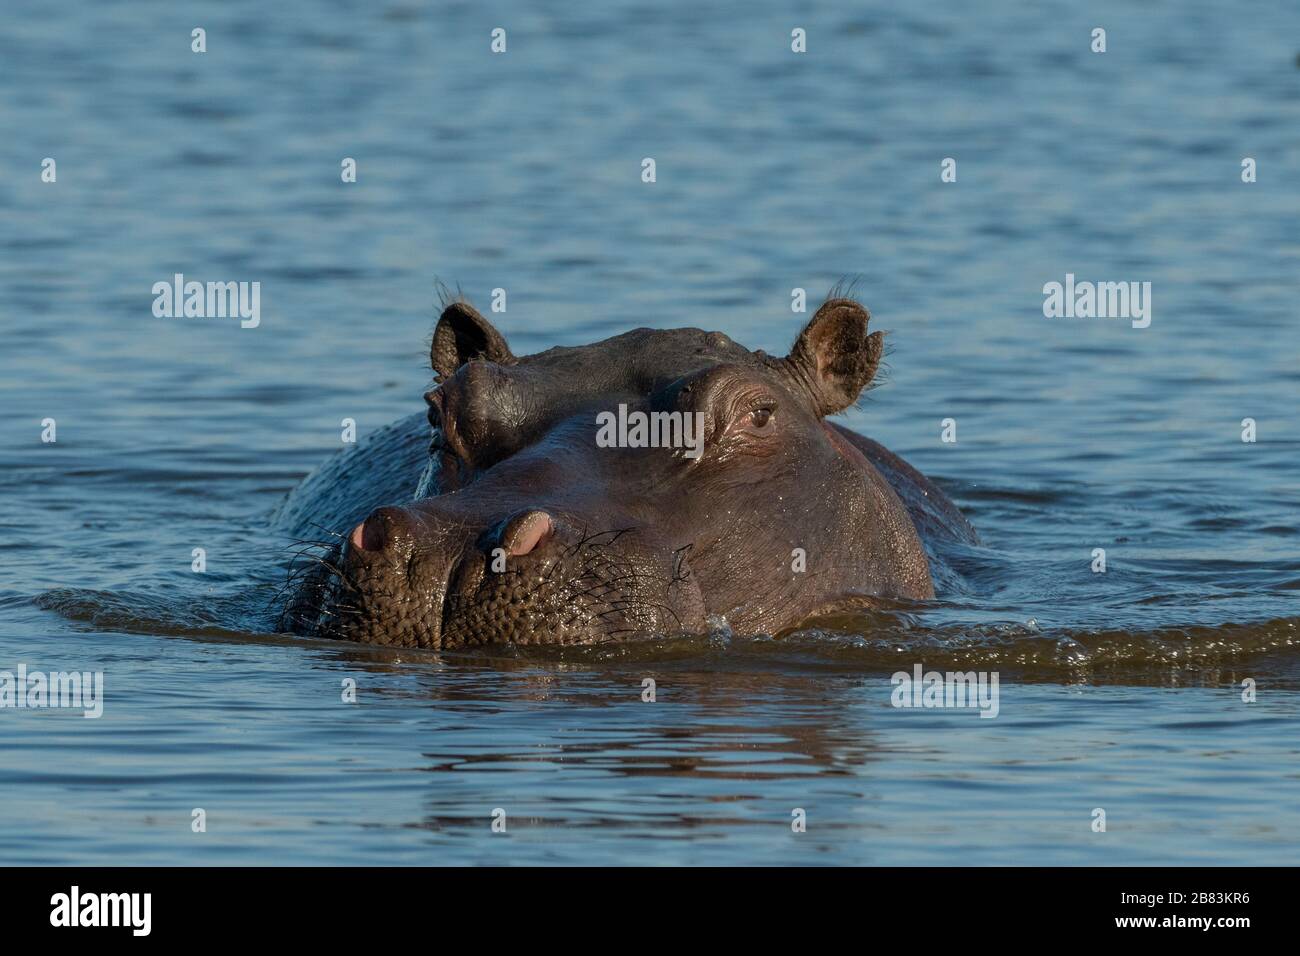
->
[275,296,976,648]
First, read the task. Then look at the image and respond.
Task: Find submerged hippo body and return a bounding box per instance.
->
[275,296,976,648]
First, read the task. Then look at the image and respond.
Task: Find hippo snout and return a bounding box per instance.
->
[329,505,461,648]
[325,501,705,649]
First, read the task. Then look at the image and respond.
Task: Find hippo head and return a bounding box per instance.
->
[314,296,933,648]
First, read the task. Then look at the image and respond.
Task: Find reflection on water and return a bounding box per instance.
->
[0,0,1298,863]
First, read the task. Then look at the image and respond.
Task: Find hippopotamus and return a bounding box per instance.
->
[274,294,976,648]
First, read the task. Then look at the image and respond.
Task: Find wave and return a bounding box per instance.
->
[29,587,1300,686]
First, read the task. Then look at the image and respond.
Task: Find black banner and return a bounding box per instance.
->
[0,867,1282,941]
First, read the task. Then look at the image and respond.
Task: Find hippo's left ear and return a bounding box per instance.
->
[431,301,516,382]
[783,298,883,417]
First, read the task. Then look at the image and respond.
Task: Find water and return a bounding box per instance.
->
[1,0,1298,865]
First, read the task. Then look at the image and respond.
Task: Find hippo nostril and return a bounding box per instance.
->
[499,510,553,557]
[350,518,388,553]
[350,507,409,553]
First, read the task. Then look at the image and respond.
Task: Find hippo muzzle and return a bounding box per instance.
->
[320,495,706,649]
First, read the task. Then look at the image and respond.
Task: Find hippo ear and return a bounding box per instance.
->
[430,301,516,381]
[784,298,883,416]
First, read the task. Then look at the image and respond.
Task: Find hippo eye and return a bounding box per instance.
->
[736,404,777,436]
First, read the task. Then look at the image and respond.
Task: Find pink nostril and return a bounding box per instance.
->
[350,516,389,552]
[503,511,553,557]
[350,522,366,551]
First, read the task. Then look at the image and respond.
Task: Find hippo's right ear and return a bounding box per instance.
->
[430,301,516,382]
[783,298,883,416]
